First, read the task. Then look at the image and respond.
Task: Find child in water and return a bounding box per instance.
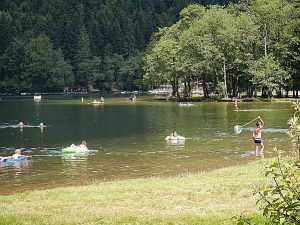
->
[253,116,264,154]
[0,149,24,162]
[11,149,22,159]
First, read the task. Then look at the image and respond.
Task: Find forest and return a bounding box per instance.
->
[0,0,238,94]
[145,0,300,98]
[0,0,299,98]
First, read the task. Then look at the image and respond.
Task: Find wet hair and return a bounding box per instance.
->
[256,121,262,127]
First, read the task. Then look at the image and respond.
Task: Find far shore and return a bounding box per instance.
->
[153,95,299,102]
[0,159,271,225]
[1,91,299,106]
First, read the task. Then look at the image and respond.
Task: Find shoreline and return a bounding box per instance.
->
[153,96,299,103]
[0,159,270,224]
[0,158,260,196]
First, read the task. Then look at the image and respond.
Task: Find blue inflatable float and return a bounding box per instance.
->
[0,155,27,163]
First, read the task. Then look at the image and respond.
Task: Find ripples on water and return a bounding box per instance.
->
[0,98,296,194]
[242,127,289,133]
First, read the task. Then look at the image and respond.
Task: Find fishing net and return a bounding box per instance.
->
[234,125,242,134]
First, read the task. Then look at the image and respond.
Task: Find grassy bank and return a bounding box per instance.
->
[0,160,271,225]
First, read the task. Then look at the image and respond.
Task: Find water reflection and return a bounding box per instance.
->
[61,152,89,161]
[0,159,32,177]
[60,152,90,182]
[242,127,289,133]
[240,150,256,158]
[165,140,185,151]
[256,151,265,159]
[0,97,295,195]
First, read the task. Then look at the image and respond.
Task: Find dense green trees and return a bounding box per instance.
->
[0,0,299,96]
[23,35,74,92]
[2,0,223,93]
[144,0,300,98]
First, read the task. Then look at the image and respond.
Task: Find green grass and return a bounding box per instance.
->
[0,160,271,225]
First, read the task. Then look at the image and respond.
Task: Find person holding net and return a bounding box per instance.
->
[253,116,264,154]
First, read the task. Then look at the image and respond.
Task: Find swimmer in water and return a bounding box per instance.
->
[18,122,24,129]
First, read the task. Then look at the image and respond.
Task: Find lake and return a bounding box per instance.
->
[0,95,294,195]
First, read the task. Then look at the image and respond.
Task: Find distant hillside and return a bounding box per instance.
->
[0,0,238,93]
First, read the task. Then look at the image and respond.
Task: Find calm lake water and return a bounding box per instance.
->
[0,95,294,195]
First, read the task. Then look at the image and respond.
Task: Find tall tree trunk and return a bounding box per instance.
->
[294,79,299,97]
[232,77,237,97]
[285,87,289,98]
[188,79,192,98]
[203,81,209,98]
[276,88,282,98]
[236,76,240,97]
[223,59,228,97]
[175,77,180,99]
[184,78,188,98]
[262,88,268,98]
[264,23,267,56]
[171,78,176,97]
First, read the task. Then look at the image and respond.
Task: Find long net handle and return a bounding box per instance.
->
[241,117,259,128]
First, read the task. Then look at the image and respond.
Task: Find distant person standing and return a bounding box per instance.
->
[234,97,239,110]
[37,123,45,129]
[100,97,104,103]
[253,116,264,155]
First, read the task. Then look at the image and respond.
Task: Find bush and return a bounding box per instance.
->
[256,151,300,225]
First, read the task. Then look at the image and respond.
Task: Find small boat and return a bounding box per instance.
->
[90,100,104,105]
[0,155,28,163]
[178,103,194,107]
[34,95,42,101]
[62,145,89,154]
